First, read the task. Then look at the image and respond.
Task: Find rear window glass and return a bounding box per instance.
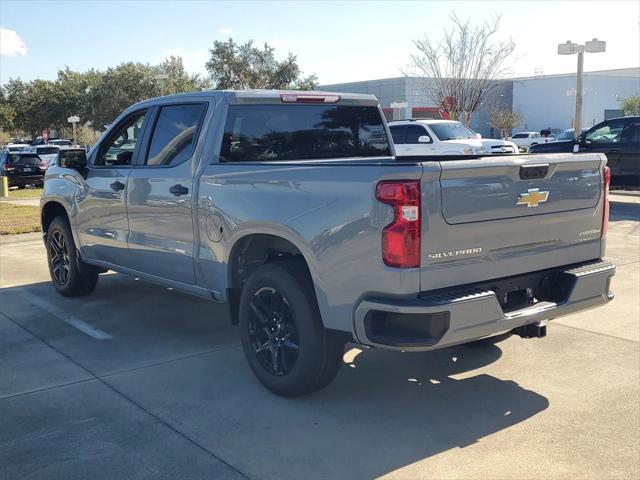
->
[37,147,59,155]
[146,103,206,166]
[8,154,40,165]
[220,104,390,162]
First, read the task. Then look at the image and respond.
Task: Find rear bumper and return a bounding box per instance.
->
[353,260,615,351]
[7,175,44,187]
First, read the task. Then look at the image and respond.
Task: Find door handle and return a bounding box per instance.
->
[169,184,189,196]
[110,181,125,191]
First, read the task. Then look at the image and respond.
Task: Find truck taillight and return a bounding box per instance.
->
[602,165,611,238]
[376,180,421,268]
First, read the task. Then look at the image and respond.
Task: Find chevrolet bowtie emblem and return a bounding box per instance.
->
[517,188,549,208]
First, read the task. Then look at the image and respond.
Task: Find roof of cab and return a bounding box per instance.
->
[130,89,380,109]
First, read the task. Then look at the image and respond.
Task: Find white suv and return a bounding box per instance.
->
[389,119,518,156]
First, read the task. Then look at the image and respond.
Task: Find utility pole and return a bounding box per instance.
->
[575,46,584,134]
[558,39,606,137]
[68,115,80,146]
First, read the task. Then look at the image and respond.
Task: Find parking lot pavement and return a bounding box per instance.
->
[1,199,638,480]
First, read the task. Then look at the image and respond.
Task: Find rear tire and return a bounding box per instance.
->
[239,260,344,397]
[46,216,99,297]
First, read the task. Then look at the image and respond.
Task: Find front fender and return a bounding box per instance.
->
[41,170,80,247]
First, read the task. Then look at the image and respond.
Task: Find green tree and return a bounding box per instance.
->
[205,38,317,90]
[154,56,209,95]
[2,78,65,138]
[88,62,157,129]
[619,96,640,116]
[0,86,17,133]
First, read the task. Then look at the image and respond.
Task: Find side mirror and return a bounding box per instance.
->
[58,149,87,170]
[417,135,432,144]
[475,133,482,139]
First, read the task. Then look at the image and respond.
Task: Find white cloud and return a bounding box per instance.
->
[0,27,27,57]
[218,27,233,35]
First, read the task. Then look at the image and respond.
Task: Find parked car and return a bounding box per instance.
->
[530,116,640,187]
[3,143,30,153]
[1,151,46,188]
[41,90,615,396]
[389,119,518,156]
[540,128,562,139]
[47,139,73,147]
[27,145,60,166]
[508,131,553,152]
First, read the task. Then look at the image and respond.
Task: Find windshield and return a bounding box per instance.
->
[428,122,477,141]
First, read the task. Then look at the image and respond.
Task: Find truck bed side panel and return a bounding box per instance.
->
[197,162,423,331]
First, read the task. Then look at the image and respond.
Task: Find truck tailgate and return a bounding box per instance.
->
[420,153,607,291]
[440,154,601,224]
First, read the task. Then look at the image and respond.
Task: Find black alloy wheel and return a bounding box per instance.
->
[49,230,70,286]
[248,287,300,376]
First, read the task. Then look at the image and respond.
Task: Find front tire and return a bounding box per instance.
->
[46,216,99,297]
[239,261,344,397]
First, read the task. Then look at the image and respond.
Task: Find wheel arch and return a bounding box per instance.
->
[226,232,320,325]
[41,200,70,238]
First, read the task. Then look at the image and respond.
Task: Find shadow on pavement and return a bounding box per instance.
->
[107,339,550,480]
[1,274,550,480]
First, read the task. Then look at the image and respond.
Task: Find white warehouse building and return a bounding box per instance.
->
[320,67,640,138]
[513,68,640,132]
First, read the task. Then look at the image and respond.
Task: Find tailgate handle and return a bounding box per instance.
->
[520,164,549,180]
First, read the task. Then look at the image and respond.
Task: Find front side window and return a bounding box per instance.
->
[146,103,206,166]
[585,119,625,145]
[512,133,527,139]
[95,112,146,166]
[220,104,390,162]
[405,125,429,144]
[620,121,640,144]
[429,122,477,141]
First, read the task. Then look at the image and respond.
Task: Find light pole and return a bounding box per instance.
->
[558,38,606,135]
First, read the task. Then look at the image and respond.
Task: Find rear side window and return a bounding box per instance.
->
[146,103,206,166]
[405,125,427,144]
[389,126,405,144]
[512,133,527,139]
[220,104,390,162]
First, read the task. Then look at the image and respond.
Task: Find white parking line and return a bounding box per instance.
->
[22,292,113,340]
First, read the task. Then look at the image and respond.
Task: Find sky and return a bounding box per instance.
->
[1,0,639,86]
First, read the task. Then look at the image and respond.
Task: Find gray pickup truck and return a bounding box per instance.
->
[41,90,615,396]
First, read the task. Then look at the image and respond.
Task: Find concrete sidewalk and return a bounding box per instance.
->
[0,197,40,207]
[1,201,639,480]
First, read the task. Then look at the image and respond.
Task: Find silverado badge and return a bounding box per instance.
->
[517,188,549,208]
